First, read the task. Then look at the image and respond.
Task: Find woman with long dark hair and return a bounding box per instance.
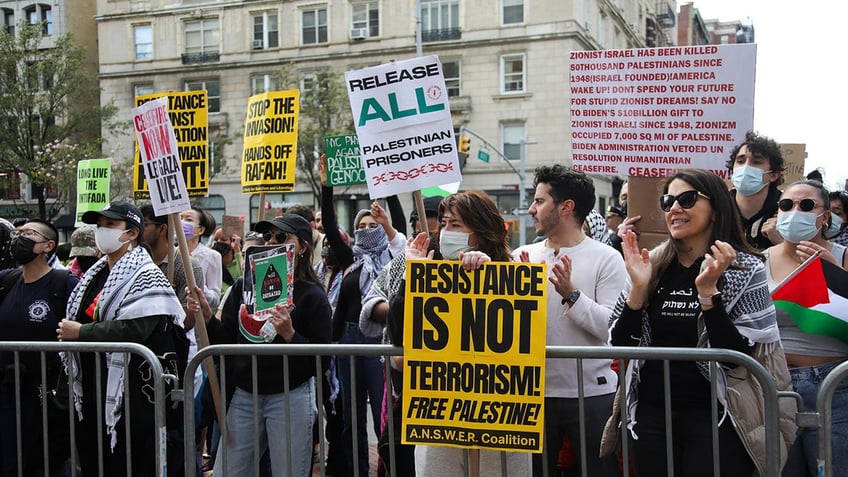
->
[609,169,788,476]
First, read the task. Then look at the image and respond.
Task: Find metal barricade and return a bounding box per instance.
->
[816,360,848,477]
[182,344,790,477]
[0,341,171,477]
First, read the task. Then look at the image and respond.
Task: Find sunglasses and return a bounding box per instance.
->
[659,190,711,212]
[777,198,817,212]
[262,231,289,243]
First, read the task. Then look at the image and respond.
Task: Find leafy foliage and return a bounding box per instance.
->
[0,22,120,219]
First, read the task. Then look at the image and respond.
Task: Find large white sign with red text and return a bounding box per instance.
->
[569,44,756,178]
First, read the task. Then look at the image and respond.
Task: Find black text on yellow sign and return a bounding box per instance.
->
[132,91,209,199]
[241,91,300,194]
[402,260,547,452]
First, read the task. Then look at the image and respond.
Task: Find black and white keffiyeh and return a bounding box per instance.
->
[351,211,390,296]
[62,245,185,449]
[585,209,613,246]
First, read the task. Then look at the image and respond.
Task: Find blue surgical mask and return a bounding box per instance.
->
[825,214,843,239]
[439,230,472,260]
[731,165,770,196]
[776,210,822,243]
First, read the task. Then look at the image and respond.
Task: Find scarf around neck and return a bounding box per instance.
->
[352,225,389,296]
[62,245,185,449]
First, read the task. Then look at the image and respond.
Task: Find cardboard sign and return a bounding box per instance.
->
[570,44,756,178]
[241,90,300,193]
[133,91,209,199]
[324,134,366,186]
[402,260,547,452]
[345,55,462,198]
[132,97,192,215]
[781,143,807,185]
[221,215,245,240]
[75,159,111,226]
[627,176,668,234]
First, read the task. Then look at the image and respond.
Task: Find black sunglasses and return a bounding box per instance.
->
[777,198,817,212]
[262,231,288,242]
[659,190,711,212]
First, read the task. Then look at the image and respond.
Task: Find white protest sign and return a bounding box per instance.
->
[132,97,192,215]
[569,43,756,179]
[346,55,462,198]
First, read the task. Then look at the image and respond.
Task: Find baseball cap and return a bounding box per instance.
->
[255,213,312,245]
[605,206,623,218]
[81,200,145,233]
[69,225,98,257]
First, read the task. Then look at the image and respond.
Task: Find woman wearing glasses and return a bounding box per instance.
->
[763,180,848,476]
[609,169,785,476]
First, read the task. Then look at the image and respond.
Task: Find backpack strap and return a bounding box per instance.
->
[0,268,23,304]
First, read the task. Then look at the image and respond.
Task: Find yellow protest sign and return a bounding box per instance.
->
[241,90,300,193]
[402,260,547,452]
[133,91,209,199]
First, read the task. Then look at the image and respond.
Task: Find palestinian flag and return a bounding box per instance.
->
[771,256,848,343]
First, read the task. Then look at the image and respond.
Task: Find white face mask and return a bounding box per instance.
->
[439,230,472,260]
[95,227,130,254]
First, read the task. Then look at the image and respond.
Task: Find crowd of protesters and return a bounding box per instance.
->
[0,132,846,477]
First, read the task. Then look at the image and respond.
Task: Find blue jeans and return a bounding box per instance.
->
[783,360,848,477]
[214,381,316,477]
[338,322,384,476]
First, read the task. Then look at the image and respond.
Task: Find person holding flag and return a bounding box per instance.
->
[764,179,848,476]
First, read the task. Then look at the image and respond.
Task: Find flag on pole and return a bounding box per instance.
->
[771,255,848,344]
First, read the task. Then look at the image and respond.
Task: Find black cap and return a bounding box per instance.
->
[255,213,312,245]
[81,201,145,232]
[410,196,443,223]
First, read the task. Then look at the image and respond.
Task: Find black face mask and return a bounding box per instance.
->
[11,236,41,265]
[322,245,341,269]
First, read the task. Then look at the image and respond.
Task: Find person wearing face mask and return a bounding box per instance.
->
[725,131,787,250]
[179,206,222,309]
[57,200,188,477]
[763,181,848,475]
[0,219,77,476]
[318,154,405,477]
[827,190,848,246]
[391,191,524,476]
[66,225,102,278]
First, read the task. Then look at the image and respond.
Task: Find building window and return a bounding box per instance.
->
[25,4,51,35]
[134,83,154,101]
[252,11,279,49]
[302,7,328,45]
[420,0,460,41]
[185,19,220,55]
[502,0,524,24]
[0,171,22,200]
[209,142,224,177]
[299,73,316,94]
[351,2,379,38]
[251,74,279,94]
[442,60,460,97]
[502,123,525,161]
[185,79,220,113]
[2,9,14,36]
[500,53,525,93]
[134,24,152,60]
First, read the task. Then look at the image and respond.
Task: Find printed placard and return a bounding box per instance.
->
[75,159,111,226]
[133,91,209,199]
[324,134,366,186]
[569,43,756,178]
[131,97,192,215]
[345,55,462,198]
[238,244,294,343]
[241,90,300,193]
[402,260,547,452]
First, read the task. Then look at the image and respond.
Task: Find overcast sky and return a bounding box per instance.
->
[695,1,848,190]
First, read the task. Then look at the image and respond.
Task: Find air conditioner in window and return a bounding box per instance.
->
[252,39,264,49]
[350,28,368,40]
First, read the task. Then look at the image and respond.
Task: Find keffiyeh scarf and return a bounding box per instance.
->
[585,209,613,246]
[62,245,185,449]
[351,210,390,296]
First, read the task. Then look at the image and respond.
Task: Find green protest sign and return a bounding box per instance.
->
[324,134,365,186]
[75,159,111,226]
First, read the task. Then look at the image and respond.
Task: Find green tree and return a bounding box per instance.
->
[0,22,119,219]
[274,65,353,205]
